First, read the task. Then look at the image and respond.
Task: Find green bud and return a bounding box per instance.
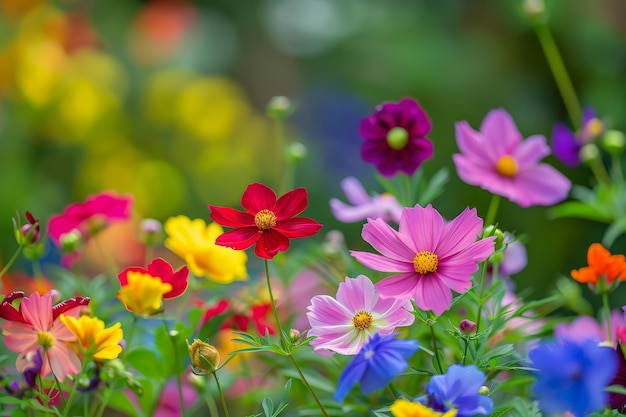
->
[386,127,409,150]
[478,385,490,395]
[266,96,293,119]
[483,225,505,251]
[580,143,600,165]
[289,329,301,343]
[601,130,626,156]
[60,229,82,253]
[286,142,307,164]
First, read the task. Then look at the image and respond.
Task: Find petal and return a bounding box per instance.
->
[362,217,415,261]
[21,292,53,330]
[335,275,378,313]
[146,257,174,279]
[0,291,26,322]
[215,227,260,250]
[350,251,414,273]
[340,177,370,205]
[399,204,445,252]
[274,188,308,219]
[514,134,550,170]
[241,183,277,213]
[52,296,91,320]
[334,358,368,403]
[208,206,255,228]
[48,343,81,382]
[255,230,290,259]
[414,276,452,316]
[479,109,523,155]
[552,122,581,167]
[512,164,571,207]
[455,121,494,163]
[435,207,484,256]
[375,272,420,299]
[274,218,322,239]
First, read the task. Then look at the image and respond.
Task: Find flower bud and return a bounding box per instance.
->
[483,225,504,251]
[60,229,82,253]
[478,385,490,395]
[286,142,307,164]
[580,143,600,165]
[139,218,164,246]
[187,339,220,372]
[289,329,301,343]
[266,96,293,119]
[601,130,626,156]
[459,319,477,335]
[14,211,41,246]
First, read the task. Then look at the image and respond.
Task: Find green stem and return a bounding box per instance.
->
[93,387,112,417]
[264,259,284,340]
[462,339,469,366]
[212,371,229,417]
[602,291,613,346]
[402,174,412,207]
[47,353,67,411]
[589,155,613,187]
[429,324,444,374]
[287,354,330,417]
[475,260,492,333]
[63,356,91,415]
[162,315,186,417]
[0,245,24,279]
[385,385,397,400]
[533,19,582,127]
[484,195,501,228]
[122,316,139,357]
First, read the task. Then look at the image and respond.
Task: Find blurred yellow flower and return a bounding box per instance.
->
[164,215,248,284]
[60,314,123,361]
[117,271,173,315]
[390,399,457,417]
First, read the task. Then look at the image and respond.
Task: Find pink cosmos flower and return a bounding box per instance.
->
[554,311,625,347]
[306,275,414,355]
[330,177,403,224]
[48,191,133,265]
[351,204,495,316]
[453,109,571,207]
[0,291,90,382]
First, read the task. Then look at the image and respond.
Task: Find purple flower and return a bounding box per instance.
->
[608,348,626,412]
[330,177,403,224]
[424,365,493,417]
[351,204,495,316]
[306,275,415,355]
[453,109,571,207]
[334,333,419,403]
[552,107,605,167]
[359,98,433,178]
[529,338,618,417]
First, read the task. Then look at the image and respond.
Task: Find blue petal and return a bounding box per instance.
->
[334,356,368,403]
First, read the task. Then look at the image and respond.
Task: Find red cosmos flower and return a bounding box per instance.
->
[117,257,189,299]
[207,183,322,260]
[201,298,275,335]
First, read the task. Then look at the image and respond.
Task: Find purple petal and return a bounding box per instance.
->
[335,275,378,313]
[361,218,415,261]
[375,272,420,299]
[514,134,550,170]
[552,122,581,167]
[479,109,523,156]
[399,204,445,252]
[435,207,483,257]
[350,250,413,272]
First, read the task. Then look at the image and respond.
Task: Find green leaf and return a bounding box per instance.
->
[418,167,449,205]
[603,218,626,248]
[262,397,274,417]
[548,201,611,223]
[606,384,626,395]
[125,348,165,379]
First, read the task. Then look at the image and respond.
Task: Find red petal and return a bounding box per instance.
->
[201,299,230,324]
[117,266,148,286]
[0,291,26,323]
[255,230,290,259]
[274,188,308,219]
[274,217,322,239]
[215,227,260,250]
[148,258,189,299]
[146,257,174,279]
[241,183,277,213]
[208,205,255,228]
[52,296,91,320]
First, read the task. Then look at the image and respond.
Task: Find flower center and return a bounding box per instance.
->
[413,251,439,274]
[386,127,409,150]
[584,118,603,138]
[36,331,55,350]
[254,209,277,230]
[495,155,517,177]
[352,310,373,330]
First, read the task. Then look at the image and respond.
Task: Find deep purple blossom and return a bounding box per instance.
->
[334,333,419,403]
[359,98,433,178]
[453,109,571,207]
[608,348,626,412]
[424,365,493,417]
[552,107,604,167]
[529,338,617,417]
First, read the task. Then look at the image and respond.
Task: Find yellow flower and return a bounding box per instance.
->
[60,314,123,361]
[164,215,248,283]
[390,399,457,417]
[117,271,173,315]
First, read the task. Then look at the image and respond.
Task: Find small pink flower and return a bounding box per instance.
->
[554,311,625,347]
[306,275,414,355]
[0,291,90,382]
[48,191,133,265]
[351,204,495,315]
[330,177,403,224]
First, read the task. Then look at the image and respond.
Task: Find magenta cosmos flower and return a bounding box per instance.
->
[453,109,571,207]
[0,291,90,382]
[359,98,433,178]
[208,183,322,260]
[306,275,414,355]
[351,204,495,315]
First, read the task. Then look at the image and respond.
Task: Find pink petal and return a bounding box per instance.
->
[514,134,550,170]
[513,164,571,207]
[241,183,277,213]
[435,207,484,257]
[350,251,413,273]
[362,217,415,261]
[274,188,308,219]
[2,321,38,352]
[454,121,499,165]
[414,277,452,316]
[335,275,378,313]
[479,109,523,155]
[372,298,415,328]
[20,292,52,330]
[48,343,81,382]
[399,204,445,251]
[375,272,420,299]
[340,177,371,205]
[307,295,353,329]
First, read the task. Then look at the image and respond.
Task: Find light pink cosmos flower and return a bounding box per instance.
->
[330,177,403,224]
[554,310,625,347]
[453,109,571,207]
[48,191,133,266]
[0,291,90,382]
[351,204,495,316]
[306,275,414,355]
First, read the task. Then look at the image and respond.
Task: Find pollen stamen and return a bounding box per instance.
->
[352,310,373,330]
[496,155,517,177]
[413,251,439,274]
[254,209,277,231]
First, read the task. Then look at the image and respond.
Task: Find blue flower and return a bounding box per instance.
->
[529,338,618,417]
[424,365,493,417]
[334,333,419,403]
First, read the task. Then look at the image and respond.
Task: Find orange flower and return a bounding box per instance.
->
[571,243,626,284]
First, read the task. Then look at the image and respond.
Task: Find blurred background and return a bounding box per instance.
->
[0,0,625,299]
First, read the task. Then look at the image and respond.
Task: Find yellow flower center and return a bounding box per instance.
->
[37,331,55,350]
[352,310,373,330]
[495,154,517,177]
[413,251,439,274]
[254,209,277,231]
[585,118,603,137]
[386,127,409,150]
